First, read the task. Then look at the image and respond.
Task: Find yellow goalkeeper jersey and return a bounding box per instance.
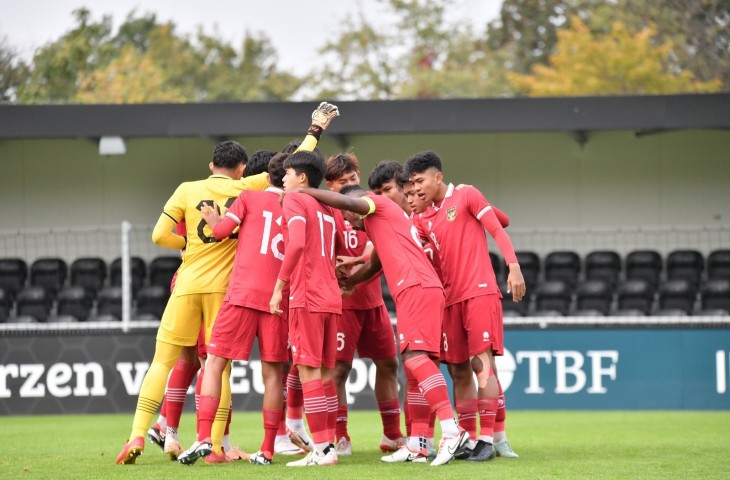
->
[162,172,269,296]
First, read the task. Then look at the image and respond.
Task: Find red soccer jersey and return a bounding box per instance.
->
[210,187,286,312]
[411,212,443,282]
[420,183,518,306]
[279,192,342,314]
[335,210,384,310]
[361,193,442,300]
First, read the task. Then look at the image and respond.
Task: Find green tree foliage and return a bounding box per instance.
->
[508,16,722,96]
[18,8,300,103]
[0,37,30,103]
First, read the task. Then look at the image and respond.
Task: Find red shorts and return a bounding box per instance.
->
[336,305,397,362]
[197,326,207,359]
[207,302,288,362]
[442,294,504,364]
[289,308,339,369]
[394,286,444,355]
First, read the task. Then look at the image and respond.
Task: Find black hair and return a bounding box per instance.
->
[395,169,411,189]
[212,140,248,169]
[244,149,276,177]
[281,140,301,154]
[340,184,367,196]
[267,152,288,188]
[283,150,326,188]
[368,160,404,190]
[404,150,443,176]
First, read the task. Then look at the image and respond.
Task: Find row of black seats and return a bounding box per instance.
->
[490,249,730,291]
[498,277,730,317]
[0,256,182,301]
[0,284,171,323]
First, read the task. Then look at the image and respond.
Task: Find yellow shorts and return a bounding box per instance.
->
[156,292,225,346]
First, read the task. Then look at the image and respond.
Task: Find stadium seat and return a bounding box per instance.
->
[97,286,123,320]
[149,256,182,289]
[380,276,396,315]
[658,279,696,314]
[610,308,646,317]
[651,308,689,317]
[625,250,663,291]
[616,279,654,315]
[70,257,107,297]
[136,285,170,320]
[570,309,605,317]
[16,286,52,322]
[707,249,730,280]
[575,279,613,315]
[29,257,67,296]
[56,286,93,322]
[515,251,540,293]
[534,279,571,316]
[490,252,504,282]
[666,249,704,289]
[502,309,523,318]
[544,251,581,288]
[500,282,528,316]
[110,257,146,294]
[0,258,28,301]
[585,250,622,287]
[0,288,9,323]
[694,308,729,317]
[700,279,730,313]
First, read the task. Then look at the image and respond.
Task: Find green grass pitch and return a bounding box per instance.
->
[2,411,729,479]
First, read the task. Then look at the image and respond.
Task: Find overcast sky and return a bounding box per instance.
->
[1,0,503,75]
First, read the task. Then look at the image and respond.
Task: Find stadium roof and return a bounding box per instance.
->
[1,93,728,141]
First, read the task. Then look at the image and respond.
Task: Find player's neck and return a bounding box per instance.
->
[433,183,448,204]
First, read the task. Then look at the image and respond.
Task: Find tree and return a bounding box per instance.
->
[0,37,30,103]
[508,16,722,96]
[313,0,511,100]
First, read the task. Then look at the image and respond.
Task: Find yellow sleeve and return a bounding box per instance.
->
[360,196,376,219]
[162,183,187,223]
[295,134,318,153]
[240,172,269,191]
[151,213,186,249]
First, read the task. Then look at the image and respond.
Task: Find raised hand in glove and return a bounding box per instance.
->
[308,102,340,138]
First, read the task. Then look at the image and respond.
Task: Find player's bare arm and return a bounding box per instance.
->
[506,263,526,302]
[288,187,371,216]
[199,201,221,227]
[340,249,382,290]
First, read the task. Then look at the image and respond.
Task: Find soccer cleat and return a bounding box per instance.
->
[275,437,305,455]
[335,436,352,456]
[287,426,313,452]
[204,449,232,464]
[431,430,470,467]
[249,451,273,465]
[454,439,476,460]
[226,446,249,461]
[380,446,428,463]
[494,439,519,458]
[466,440,496,462]
[379,435,406,453]
[146,423,166,451]
[116,436,144,465]
[163,435,184,461]
[177,440,213,465]
[286,446,338,467]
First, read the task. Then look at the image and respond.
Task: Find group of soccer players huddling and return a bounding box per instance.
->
[115,102,526,467]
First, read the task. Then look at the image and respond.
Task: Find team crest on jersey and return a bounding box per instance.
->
[446,207,457,222]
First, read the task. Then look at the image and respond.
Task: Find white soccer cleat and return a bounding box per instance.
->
[287,426,313,452]
[285,447,337,467]
[177,440,213,465]
[431,430,470,466]
[379,435,406,453]
[275,436,305,455]
[248,450,273,465]
[146,423,166,451]
[335,436,352,456]
[426,437,436,458]
[494,439,519,458]
[381,446,428,463]
[163,435,184,461]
